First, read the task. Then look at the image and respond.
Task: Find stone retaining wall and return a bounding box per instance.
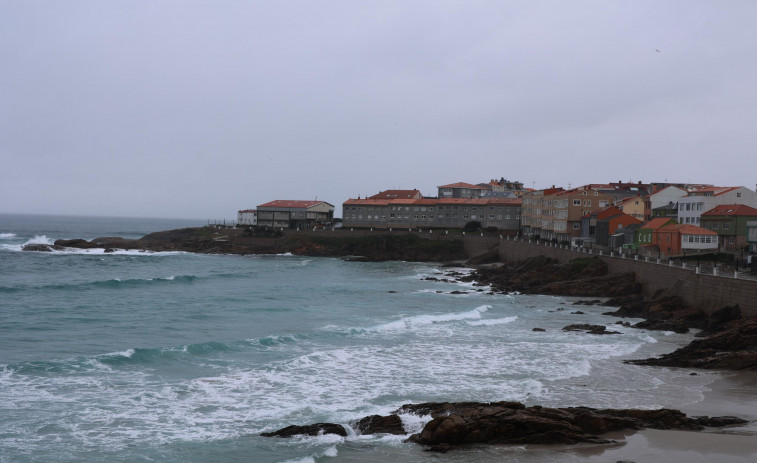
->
[487,237,757,316]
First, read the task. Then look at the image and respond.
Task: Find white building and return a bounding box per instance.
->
[679,225,719,252]
[237,209,258,226]
[677,186,757,226]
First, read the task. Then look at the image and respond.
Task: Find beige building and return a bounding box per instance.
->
[521,185,615,242]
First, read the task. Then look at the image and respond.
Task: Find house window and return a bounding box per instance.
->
[573,223,580,229]
[489,214,494,219]
[723,222,730,230]
[573,199,581,206]
[737,192,742,198]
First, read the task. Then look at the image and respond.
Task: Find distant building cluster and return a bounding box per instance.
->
[238,178,757,258]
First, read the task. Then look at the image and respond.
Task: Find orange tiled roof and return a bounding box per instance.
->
[677,225,718,235]
[258,200,332,208]
[642,218,677,230]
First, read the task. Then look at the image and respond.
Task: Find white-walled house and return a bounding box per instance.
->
[645,186,688,219]
[679,225,719,252]
[677,186,757,226]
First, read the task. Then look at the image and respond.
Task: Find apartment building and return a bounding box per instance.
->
[342,197,522,231]
[521,185,615,242]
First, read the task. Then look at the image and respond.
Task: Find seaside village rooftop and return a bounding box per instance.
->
[238,179,757,260]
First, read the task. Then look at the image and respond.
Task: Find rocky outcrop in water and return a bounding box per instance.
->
[41,228,468,262]
[261,401,748,450]
[627,316,757,370]
[601,295,708,334]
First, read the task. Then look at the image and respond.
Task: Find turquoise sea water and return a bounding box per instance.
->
[0,214,720,462]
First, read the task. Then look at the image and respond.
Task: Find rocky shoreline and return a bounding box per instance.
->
[26,229,757,451]
[262,401,747,452]
[260,255,756,451]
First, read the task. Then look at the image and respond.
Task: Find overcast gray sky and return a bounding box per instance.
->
[2,1,756,219]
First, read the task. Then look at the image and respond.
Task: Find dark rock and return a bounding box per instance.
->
[54,238,91,247]
[632,320,689,334]
[449,291,468,295]
[532,328,546,332]
[562,324,620,335]
[694,416,749,427]
[573,300,602,306]
[264,401,747,449]
[626,318,757,370]
[461,257,640,298]
[604,295,707,333]
[698,305,742,337]
[402,402,741,447]
[571,311,585,315]
[353,414,405,435]
[261,423,347,438]
[22,244,55,252]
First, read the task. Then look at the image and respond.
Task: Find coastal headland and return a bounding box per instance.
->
[26,226,757,455]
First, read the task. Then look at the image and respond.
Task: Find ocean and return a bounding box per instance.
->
[0,214,719,462]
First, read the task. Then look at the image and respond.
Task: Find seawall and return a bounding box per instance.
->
[462,235,757,316]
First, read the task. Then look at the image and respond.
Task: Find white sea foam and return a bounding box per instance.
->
[24,235,54,245]
[466,316,518,326]
[278,457,315,463]
[398,412,432,435]
[370,305,491,332]
[0,233,17,239]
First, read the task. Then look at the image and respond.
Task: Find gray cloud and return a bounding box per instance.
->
[2,1,756,219]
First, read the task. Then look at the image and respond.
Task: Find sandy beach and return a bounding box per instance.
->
[574,370,757,463]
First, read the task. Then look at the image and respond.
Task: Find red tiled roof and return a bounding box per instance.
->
[437,182,489,190]
[368,189,422,199]
[597,206,623,220]
[702,204,757,216]
[258,200,332,208]
[687,186,741,196]
[642,218,677,230]
[677,225,718,235]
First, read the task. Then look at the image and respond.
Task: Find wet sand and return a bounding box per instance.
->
[575,371,757,463]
